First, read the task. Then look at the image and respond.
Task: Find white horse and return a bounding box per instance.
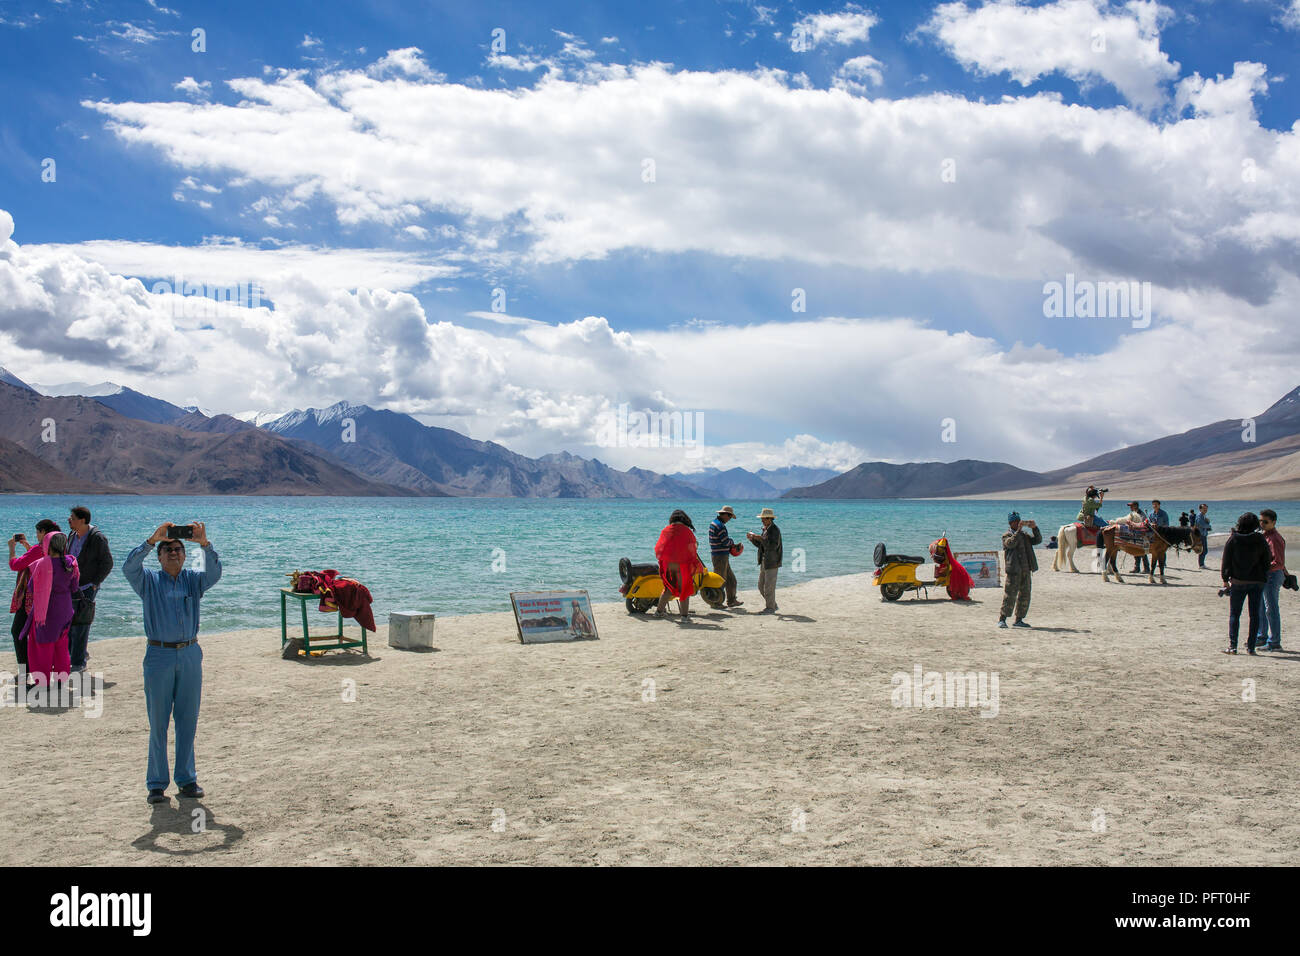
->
[1051,522,1091,572]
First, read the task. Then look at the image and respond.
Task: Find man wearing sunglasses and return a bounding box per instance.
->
[123,521,223,805]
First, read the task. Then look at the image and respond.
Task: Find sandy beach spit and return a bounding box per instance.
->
[2,537,1298,866]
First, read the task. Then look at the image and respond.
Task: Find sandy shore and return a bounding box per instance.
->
[2,536,1299,866]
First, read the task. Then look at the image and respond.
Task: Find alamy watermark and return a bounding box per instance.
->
[891,664,1000,718]
[150,274,264,320]
[594,403,704,459]
[1042,274,1152,329]
[2,671,105,717]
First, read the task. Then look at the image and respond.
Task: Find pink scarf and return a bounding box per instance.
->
[9,538,47,614]
[30,553,78,628]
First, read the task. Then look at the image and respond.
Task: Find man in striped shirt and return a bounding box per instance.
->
[708,506,743,607]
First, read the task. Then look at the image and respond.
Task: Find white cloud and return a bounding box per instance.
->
[834,54,885,93]
[301,34,322,49]
[368,47,444,81]
[6,205,1300,471]
[82,53,1298,305]
[794,7,879,46]
[108,21,166,44]
[27,236,459,292]
[1175,61,1269,118]
[922,0,1179,110]
[1284,1,1300,30]
[173,76,211,98]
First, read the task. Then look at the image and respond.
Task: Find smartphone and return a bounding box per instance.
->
[169,524,195,540]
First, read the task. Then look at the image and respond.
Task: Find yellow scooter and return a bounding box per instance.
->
[618,557,727,613]
[872,542,930,601]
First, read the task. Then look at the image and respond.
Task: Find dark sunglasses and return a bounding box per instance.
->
[159,544,186,554]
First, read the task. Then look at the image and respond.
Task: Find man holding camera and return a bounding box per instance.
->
[123,522,222,805]
[1077,486,1108,550]
[999,511,1041,628]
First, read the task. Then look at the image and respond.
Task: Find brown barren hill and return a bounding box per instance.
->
[0,382,414,496]
[0,437,123,494]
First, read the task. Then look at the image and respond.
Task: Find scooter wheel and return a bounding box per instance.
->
[700,586,726,609]
[881,583,906,601]
[627,598,656,614]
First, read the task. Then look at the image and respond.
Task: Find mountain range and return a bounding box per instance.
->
[4,364,1300,499]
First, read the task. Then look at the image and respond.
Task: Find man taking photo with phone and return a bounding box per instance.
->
[123,521,222,805]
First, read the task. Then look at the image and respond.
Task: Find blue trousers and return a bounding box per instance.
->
[1227,583,1262,651]
[143,642,203,791]
[68,623,90,669]
[1258,569,1284,647]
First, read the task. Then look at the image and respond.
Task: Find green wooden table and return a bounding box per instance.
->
[280,588,368,655]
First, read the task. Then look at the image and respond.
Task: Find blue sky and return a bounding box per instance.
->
[2,0,1299,473]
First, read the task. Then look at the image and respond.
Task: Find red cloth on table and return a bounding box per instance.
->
[654,524,704,599]
[293,569,376,631]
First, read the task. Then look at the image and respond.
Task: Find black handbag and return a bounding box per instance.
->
[70,588,96,626]
[1284,573,1298,592]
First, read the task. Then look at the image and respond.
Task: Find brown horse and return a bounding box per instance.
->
[1100,524,1203,584]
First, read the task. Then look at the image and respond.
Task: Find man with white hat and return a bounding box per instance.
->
[708,506,744,607]
[746,508,783,614]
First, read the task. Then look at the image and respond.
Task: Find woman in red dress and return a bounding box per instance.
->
[654,510,705,618]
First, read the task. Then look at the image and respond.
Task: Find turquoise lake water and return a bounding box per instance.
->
[0,496,1285,644]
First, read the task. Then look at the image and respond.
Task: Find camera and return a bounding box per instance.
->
[169,524,195,540]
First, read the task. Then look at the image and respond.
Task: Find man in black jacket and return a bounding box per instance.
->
[66,506,114,672]
[1220,511,1269,656]
[746,508,782,614]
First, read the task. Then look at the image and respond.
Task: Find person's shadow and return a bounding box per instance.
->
[132,801,245,857]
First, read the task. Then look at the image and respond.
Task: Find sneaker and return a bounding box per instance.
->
[1247,648,1257,656]
[757,607,776,615]
[1012,620,1031,628]
[1266,644,1283,651]
[997,619,1008,629]
[1221,648,1237,655]
[147,789,168,804]
[177,783,204,799]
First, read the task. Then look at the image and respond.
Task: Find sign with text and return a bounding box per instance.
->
[960,551,1002,588]
[510,590,599,644]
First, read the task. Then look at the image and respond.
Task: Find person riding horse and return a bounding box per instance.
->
[1077,485,1108,548]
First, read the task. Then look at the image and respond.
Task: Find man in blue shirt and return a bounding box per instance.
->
[1192,504,1212,569]
[123,521,222,805]
[1146,500,1171,577]
[707,506,743,607]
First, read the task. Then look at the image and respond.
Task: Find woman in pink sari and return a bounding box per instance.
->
[19,531,78,699]
[8,519,60,687]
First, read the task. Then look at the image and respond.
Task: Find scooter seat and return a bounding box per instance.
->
[619,558,661,584]
[874,542,925,568]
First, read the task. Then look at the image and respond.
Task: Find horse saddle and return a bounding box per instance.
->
[1115,524,1153,545]
[1072,522,1099,546]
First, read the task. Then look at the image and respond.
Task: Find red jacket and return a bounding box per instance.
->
[654,524,704,599]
